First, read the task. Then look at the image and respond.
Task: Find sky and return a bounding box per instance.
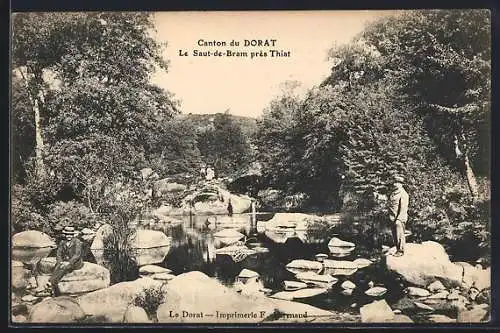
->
[150,11,395,118]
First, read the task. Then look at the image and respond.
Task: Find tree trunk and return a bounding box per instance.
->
[464,154,480,203]
[18,67,46,177]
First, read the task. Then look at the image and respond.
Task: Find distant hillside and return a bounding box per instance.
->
[180,113,259,139]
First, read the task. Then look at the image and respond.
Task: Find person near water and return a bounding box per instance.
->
[200,164,207,180]
[387,175,409,257]
[47,226,85,296]
[205,165,215,181]
[227,198,233,216]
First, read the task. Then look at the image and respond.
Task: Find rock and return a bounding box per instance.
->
[150,272,175,282]
[462,266,490,291]
[139,265,172,276]
[454,261,474,269]
[77,277,163,322]
[214,229,245,246]
[353,258,372,269]
[29,296,86,323]
[427,314,456,323]
[91,226,172,266]
[22,295,38,303]
[270,288,328,301]
[447,289,460,300]
[315,253,329,262]
[156,271,276,323]
[365,286,387,297]
[12,315,27,323]
[152,205,189,219]
[427,280,446,293]
[140,168,154,180]
[406,287,431,297]
[393,309,402,314]
[264,213,327,244]
[154,178,187,195]
[389,314,413,323]
[295,272,338,288]
[341,280,356,290]
[457,305,489,323]
[123,305,151,323]
[12,260,29,290]
[475,289,491,304]
[341,288,354,296]
[38,257,57,274]
[265,298,335,323]
[240,279,265,297]
[185,187,252,215]
[427,291,449,299]
[414,302,434,311]
[283,281,308,291]
[285,260,323,274]
[238,268,259,279]
[360,300,394,323]
[12,231,57,265]
[386,241,463,288]
[57,262,110,295]
[328,237,355,248]
[323,259,358,276]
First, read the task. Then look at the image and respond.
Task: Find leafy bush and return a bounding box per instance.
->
[132,285,166,319]
[46,200,101,238]
[101,196,142,284]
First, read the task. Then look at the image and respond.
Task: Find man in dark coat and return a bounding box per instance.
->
[48,226,85,296]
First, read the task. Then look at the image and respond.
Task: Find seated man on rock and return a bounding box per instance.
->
[46,226,84,296]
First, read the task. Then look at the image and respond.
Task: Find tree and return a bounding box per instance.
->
[197,111,251,176]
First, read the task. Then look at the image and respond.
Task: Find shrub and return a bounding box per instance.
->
[132,285,166,320]
[46,200,101,238]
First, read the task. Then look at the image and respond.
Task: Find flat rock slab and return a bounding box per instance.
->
[406,287,431,297]
[270,288,328,301]
[285,260,323,275]
[139,265,172,276]
[427,314,456,323]
[58,262,110,295]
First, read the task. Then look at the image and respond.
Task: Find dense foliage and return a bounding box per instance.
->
[256,9,490,262]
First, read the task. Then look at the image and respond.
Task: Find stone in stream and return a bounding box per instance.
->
[295,271,338,289]
[353,258,372,269]
[322,259,358,276]
[315,253,329,262]
[341,280,356,290]
[427,314,456,323]
[341,288,354,296]
[386,241,463,288]
[283,281,308,291]
[139,265,172,276]
[150,272,176,282]
[365,286,387,297]
[29,296,86,323]
[406,286,431,298]
[270,288,328,301]
[427,280,446,293]
[427,291,449,299]
[360,300,394,323]
[414,302,435,312]
[12,230,57,265]
[285,259,323,275]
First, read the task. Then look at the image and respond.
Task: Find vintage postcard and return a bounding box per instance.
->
[10,9,491,325]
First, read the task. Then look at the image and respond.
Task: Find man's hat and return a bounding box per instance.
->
[62,226,77,235]
[392,175,405,183]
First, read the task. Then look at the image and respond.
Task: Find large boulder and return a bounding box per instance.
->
[154,178,187,195]
[461,265,490,291]
[360,300,395,323]
[77,277,163,322]
[152,205,188,220]
[123,305,151,323]
[29,296,86,323]
[57,262,110,295]
[156,271,276,323]
[457,305,489,323]
[12,231,57,265]
[385,241,463,288]
[183,186,252,215]
[91,226,172,266]
[12,260,30,290]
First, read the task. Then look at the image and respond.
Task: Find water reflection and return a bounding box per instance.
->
[142,213,404,312]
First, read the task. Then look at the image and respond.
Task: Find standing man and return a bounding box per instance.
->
[387,175,409,257]
[47,226,85,296]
